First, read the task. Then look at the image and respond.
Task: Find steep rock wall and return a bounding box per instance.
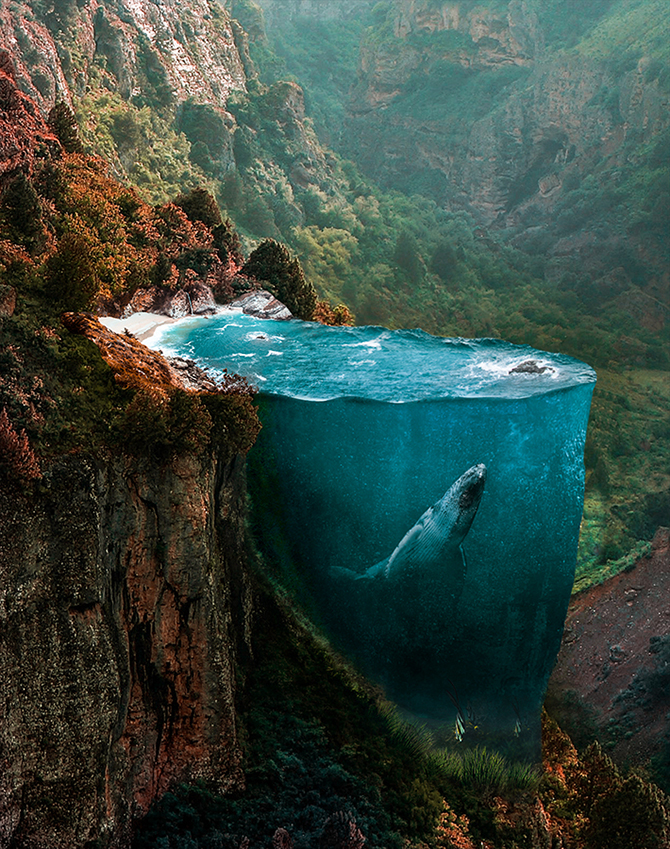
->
[0,0,247,115]
[547,527,670,773]
[0,448,252,848]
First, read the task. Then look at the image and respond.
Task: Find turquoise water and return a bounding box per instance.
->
[150,312,596,753]
[150,312,595,401]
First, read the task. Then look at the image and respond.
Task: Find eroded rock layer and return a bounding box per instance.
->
[0,449,251,847]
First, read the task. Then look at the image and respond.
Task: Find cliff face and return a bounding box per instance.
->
[0,447,252,847]
[547,527,670,779]
[0,0,247,115]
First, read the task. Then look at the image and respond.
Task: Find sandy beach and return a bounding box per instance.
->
[99,312,180,343]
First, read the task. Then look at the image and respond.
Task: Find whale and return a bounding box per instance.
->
[355,463,487,585]
[328,464,487,713]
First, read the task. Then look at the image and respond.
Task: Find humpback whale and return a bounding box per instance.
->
[356,463,487,585]
[329,464,487,713]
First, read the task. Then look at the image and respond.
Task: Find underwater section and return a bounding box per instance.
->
[152,314,596,756]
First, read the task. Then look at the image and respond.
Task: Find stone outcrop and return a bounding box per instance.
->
[119,281,218,320]
[228,289,294,320]
[61,312,196,394]
[0,447,252,848]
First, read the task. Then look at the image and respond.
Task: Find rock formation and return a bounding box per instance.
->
[0,445,252,847]
[0,0,246,115]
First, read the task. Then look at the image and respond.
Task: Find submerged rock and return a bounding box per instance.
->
[509,359,552,374]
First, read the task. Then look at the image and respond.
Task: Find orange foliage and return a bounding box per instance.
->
[0,407,42,482]
[435,801,476,849]
[313,299,355,326]
[61,313,183,395]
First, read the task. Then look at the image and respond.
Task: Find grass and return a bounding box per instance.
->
[430,746,542,795]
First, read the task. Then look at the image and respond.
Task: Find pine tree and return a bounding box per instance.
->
[47,101,83,154]
[242,239,317,320]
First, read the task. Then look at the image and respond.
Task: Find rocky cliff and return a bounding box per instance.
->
[0,0,247,115]
[0,444,252,848]
[547,527,670,785]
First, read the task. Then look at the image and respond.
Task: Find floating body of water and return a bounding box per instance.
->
[150,310,596,755]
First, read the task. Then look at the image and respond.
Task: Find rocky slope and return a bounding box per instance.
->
[0,302,256,847]
[0,0,247,114]
[547,527,670,786]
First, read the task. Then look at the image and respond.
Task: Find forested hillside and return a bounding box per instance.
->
[2,0,669,595]
[239,0,670,586]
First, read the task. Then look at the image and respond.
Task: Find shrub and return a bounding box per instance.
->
[0,407,42,483]
[117,389,213,459]
[47,101,82,154]
[173,188,244,266]
[1,172,45,253]
[45,230,98,309]
[174,187,223,231]
[312,300,355,326]
[587,774,670,849]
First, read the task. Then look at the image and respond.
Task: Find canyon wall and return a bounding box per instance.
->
[0,0,247,115]
[344,0,670,297]
[0,448,252,848]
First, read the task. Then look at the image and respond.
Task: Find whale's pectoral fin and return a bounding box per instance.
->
[331,564,362,581]
[384,520,428,579]
[362,556,390,580]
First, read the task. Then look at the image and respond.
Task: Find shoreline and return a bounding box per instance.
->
[98,292,290,343]
[99,312,180,343]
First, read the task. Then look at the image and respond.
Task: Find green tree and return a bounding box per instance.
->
[393,230,424,285]
[178,99,229,161]
[587,774,670,849]
[174,187,243,265]
[46,231,98,308]
[1,172,45,253]
[430,240,458,283]
[47,101,83,154]
[242,239,317,320]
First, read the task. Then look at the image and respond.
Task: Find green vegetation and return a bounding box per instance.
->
[10,0,669,593]
[234,0,670,592]
[245,4,369,145]
[541,718,670,849]
[0,130,260,459]
[242,239,317,320]
[133,585,670,848]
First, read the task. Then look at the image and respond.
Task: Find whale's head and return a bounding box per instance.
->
[435,463,487,545]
